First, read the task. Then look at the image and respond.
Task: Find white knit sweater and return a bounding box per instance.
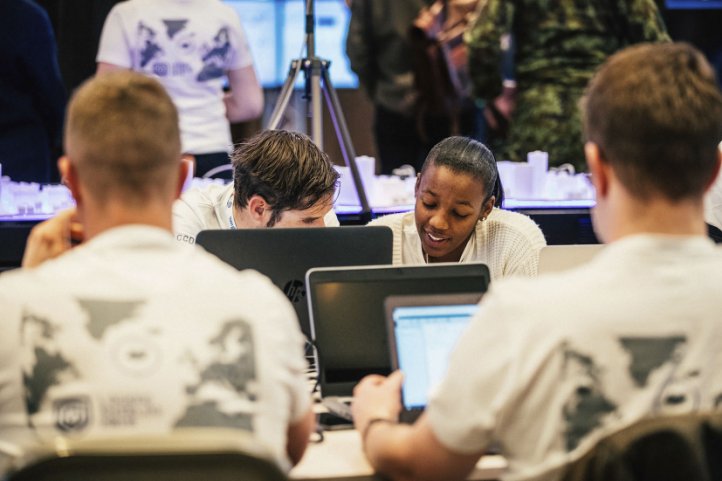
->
[369,208,547,280]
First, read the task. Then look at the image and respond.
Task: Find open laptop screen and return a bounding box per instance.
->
[388,298,480,410]
[307,264,490,397]
[197,226,392,339]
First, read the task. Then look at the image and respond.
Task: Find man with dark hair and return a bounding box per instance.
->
[0,72,313,473]
[173,129,340,245]
[351,42,722,481]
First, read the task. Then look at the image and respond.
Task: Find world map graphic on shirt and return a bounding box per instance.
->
[136,19,231,81]
[562,336,688,451]
[22,300,258,433]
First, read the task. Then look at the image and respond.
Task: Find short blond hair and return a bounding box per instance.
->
[65,71,181,204]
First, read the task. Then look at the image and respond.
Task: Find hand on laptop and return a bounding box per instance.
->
[22,208,84,268]
[352,370,404,436]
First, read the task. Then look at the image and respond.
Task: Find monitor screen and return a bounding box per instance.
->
[392,303,479,409]
[224,0,359,88]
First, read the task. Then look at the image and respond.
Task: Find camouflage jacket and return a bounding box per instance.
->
[464,0,670,100]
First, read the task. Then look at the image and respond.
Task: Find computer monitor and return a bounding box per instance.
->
[224,0,359,88]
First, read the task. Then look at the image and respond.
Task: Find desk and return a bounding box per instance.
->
[290,430,507,481]
[0,183,598,270]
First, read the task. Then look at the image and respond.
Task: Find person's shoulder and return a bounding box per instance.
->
[205,0,243,22]
[485,208,546,244]
[483,263,595,322]
[178,183,229,209]
[1,0,49,27]
[182,245,279,293]
[108,0,141,14]
[16,0,46,17]
[368,211,411,228]
[0,252,76,303]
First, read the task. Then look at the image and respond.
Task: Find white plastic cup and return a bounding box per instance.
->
[527,151,548,199]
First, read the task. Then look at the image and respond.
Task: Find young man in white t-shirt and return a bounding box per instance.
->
[173,129,340,245]
[0,72,313,474]
[96,0,264,177]
[351,42,722,481]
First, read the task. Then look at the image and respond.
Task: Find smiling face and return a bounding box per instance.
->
[415,163,493,263]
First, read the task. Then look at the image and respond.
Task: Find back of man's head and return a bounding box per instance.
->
[583,42,722,201]
[232,129,339,226]
[65,71,181,206]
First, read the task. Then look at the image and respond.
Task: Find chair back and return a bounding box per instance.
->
[561,412,722,481]
[5,429,287,481]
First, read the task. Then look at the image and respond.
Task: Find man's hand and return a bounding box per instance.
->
[352,370,404,435]
[22,208,83,268]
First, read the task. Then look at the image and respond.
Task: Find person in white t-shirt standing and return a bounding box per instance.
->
[351,42,722,481]
[96,0,264,177]
[173,129,340,245]
[0,72,313,474]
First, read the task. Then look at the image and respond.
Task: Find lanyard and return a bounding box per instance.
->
[226,190,237,230]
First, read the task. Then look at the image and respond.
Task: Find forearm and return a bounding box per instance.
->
[363,419,480,481]
[225,66,264,122]
[364,421,420,481]
[286,408,314,466]
[224,90,263,122]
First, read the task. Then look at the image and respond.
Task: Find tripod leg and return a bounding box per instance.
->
[320,66,371,218]
[267,60,304,130]
[310,63,324,148]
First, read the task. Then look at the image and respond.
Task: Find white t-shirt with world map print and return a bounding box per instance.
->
[427,234,722,481]
[96,0,254,155]
[0,225,310,471]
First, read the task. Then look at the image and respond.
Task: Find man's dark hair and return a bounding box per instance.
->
[420,136,504,206]
[232,130,340,226]
[582,42,722,201]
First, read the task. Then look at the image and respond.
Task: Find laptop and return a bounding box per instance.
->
[385,293,482,423]
[306,263,490,419]
[196,226,392,338]
[537,244,604,274]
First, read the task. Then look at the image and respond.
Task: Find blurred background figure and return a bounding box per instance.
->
[96,0,264,178]
[0,0,66,183]
[346,0,432,175]
[465,0,669,171]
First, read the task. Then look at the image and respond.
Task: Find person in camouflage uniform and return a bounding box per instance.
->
[465,0,669,171]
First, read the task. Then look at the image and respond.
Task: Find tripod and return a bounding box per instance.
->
[266,0,371,219]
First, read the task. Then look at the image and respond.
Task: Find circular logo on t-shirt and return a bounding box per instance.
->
[109,336,162,377]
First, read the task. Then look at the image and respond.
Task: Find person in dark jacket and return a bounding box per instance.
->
[0,0,66,183]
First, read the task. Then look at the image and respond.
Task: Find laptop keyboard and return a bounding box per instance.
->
[321,396,353,421]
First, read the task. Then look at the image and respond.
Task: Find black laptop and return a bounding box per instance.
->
[196,226,393,338]
[306,263,491,405]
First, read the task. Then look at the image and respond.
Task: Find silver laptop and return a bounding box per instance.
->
[306,263,490,420]
[386,293,482,423]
